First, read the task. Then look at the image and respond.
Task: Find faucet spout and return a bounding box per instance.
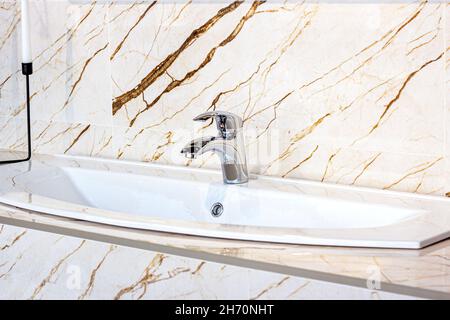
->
[181,137,216,159]
[181,112,249,184]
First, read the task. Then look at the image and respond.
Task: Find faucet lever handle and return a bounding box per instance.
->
[193,111,243,139]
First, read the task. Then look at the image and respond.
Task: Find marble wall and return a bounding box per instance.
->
[0,223,416,299]
[0,0,449,196]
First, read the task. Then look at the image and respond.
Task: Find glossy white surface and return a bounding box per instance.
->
[0,154,449,249]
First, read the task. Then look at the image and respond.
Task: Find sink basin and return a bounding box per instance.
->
[0,154,449,249]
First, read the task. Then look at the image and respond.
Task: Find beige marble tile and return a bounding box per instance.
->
[0,0,20,118]
[0,116,18,150]
[113,126,184,163]
[445,3,450,195]
[2,119,112,157]
[317,147,445,195]
[28,1,111,126]
[248,271,418,300]
[108,1,448,195]
[0,0,113,160]
[0,0,449,196]
[0,223,420,300]
[0,223,246,300]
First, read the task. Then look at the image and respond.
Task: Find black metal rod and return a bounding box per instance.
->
[0,63,32,164]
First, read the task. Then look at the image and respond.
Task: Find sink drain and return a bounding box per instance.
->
[210,202,224,217]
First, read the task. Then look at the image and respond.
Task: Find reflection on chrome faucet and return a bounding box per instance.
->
[181,111,249,184]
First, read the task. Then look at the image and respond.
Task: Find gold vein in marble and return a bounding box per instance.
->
[365,52,444,138]
[64,125,91,154]
[5,6,105,119]
[94,135,113,157]
[112,1,243,115]
[282,145,319,178]
[0,249,24,281]
[146,69,230,131]
[334,153,385,185]
[110,1,157,61]
[244,7,317,120]
[11,92,37,117]
[0,74,12,91]
[383,157,443,190]
[0,230,26,251]
[382,2,426,50]
[33,4,97,75]
[407,31,439,56]
[203,63,270,125]
[23,64,81,115]
[78,245,116,300]
[54,43,109,118]
[128,0,265,128]
[31,240,86,299]
[114,253,166,300]
[191,261,206,275]
[251,276,290,300]
[297,2,428,100]
[263,113,330,173]
[287,281,310,298]
[351,153,382,185]
[84,23,106,47]
[36,124,83,149]
[164,0,192,31]
[148,131,174,161]
[0,6,19,52]
[321,149,341,182]
[108,1,142,24]
[213,18,314,121]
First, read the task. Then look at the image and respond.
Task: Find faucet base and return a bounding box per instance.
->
[222,163,248,184]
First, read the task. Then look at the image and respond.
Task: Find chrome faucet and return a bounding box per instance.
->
[181,111,248,184]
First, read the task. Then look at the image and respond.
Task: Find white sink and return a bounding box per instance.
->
[0,154,449,249]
